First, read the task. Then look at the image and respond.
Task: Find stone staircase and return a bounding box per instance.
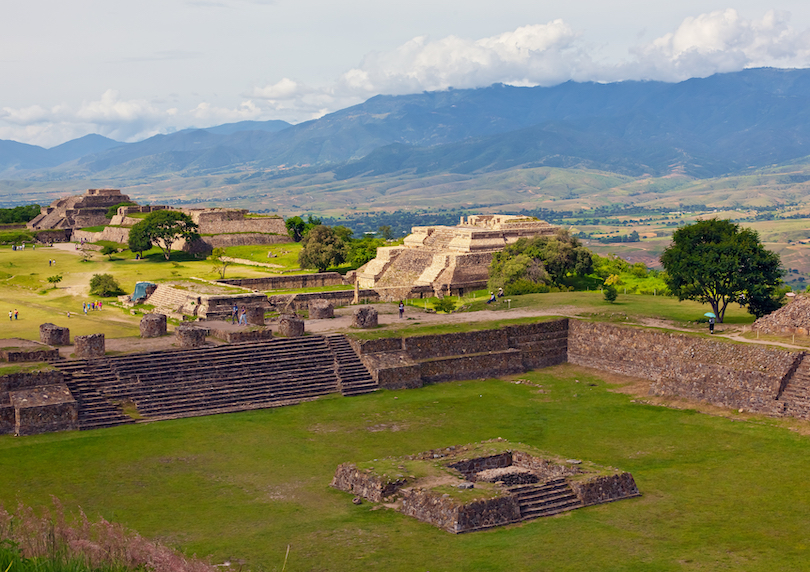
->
[508,478,583,520]
[325,335,379,396]
[376,250,435,288]
[415,254,450,286]
[49,335,377,429]
[778,354,810,419]
[423,228,458,250]
[145,285,196,315]
[49,357,135,430]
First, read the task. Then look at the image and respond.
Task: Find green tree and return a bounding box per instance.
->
[298,225,347,272]
[89,274,124,297]
[128,223,152,255]
[660,219,783,322]
[209,247,232,279]
[488,229,593,294]
[46,274,62,289]
[101,245,117,259]
[433,297,456,313]
[285,214,322,242]
[603,284,618,303]
[128,211,198,260]
[347,236,385,267]
[378,225,393,240]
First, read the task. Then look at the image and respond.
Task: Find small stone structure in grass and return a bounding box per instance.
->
[309,299,334,319]
[278,314,304,337]
[245,306,265,326]
[74,334,105,358]
[175,326,207,348]
[40,323,70,346]
[352,307,378,329]
[331,439,640,533]
[139,314,167,338]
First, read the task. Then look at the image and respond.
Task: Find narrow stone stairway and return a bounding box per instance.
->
[778,353,810,420]
[49,357,134,430]
[325,334,379,396]
[508,478,583,520]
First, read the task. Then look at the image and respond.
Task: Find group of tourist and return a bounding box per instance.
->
[231,304,248,325]
[82,301,103,314]
[487,287,505,304]
[8,309,18,320]
[11,243,33,251]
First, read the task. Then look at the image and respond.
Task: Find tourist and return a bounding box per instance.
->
[498,287,504,298]
[231,304,238,324]
[399,301,404,318]
[487,292,496,304]
[99,301,103,310]
[8,310,11,321]
[14,309,17,320]
[67,311,70,318]
[83,302,86,313]
[48,259,52,266]
[709,316,715,334]
[239,305,247,325]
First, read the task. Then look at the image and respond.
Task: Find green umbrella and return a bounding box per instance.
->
[704,312,716,318]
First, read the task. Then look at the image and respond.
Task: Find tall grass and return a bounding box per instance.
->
[0,499,214,572]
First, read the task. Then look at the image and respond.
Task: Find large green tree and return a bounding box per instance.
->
[286,215,321,242]
[660,219,783,322]
[298,225,347,272]
[128,211,199,260]
[488,229,593,294]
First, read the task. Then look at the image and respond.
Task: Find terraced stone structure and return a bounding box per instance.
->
[752,294,810,336]
[28,189,132,232]
[357,214,556,296]
[332,440,640,533]
[47,334,378,430]
[0,370,77,436]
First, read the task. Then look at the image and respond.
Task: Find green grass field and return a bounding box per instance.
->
[1,365,808,571]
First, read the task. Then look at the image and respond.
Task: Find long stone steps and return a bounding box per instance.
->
[325,335,379,396]
[508,478,583,520]
[778,355,810,419]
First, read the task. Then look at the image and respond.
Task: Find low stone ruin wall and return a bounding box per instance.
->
[405,329,510,360]
[1,347,59,362]
[139,314,167,338]
[331,463,409,503]
[268,289,379,311]
[220,273,346,291]
[0,371,64,393]
[449,453,512,479]
[399,489,521,534]
[74,334,105,358]
[568,321,800,414]
[33,229,70,243]
[419,350,524,384]
[207,325,275,343]
[569,473,640,506]
[511,451,582,481]
[10,385,78,436]
[40,323,70,346]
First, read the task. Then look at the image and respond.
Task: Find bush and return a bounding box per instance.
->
[505,279,550,295]
[603,285,618,303]
[89,274,124,297]
[433,297,456,313]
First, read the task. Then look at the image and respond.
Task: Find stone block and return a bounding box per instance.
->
[309,299,334,319]
[245,306,265,326]
[74,334,105,358]
[40,323,70,346]
[175,326,206,348]
[9,384,78,435]
[278,314,305,337]
[352,307,378,329]
[140,314,167,338]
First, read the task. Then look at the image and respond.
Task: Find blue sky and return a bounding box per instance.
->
[3,0,810,147]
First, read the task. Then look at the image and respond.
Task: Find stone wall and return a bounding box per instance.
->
[399,488,521,533]
[74,334,105,358]
[176,327,206,348]
[10,385,78,436]
[206,324,275,343]
[404,329,510,360]
[419,350,524,384]
[569,473,640,506]
[220,273,346,291]
[0,406,14,434]
[268,289,380,311]
[139,314,167,338]
[568,321,799,414]
[331,463,409,502]
[449,453,513,479]
[1,347,59,362]
[511,451,582,481]
[40,323,70,346]
[0,371,65,393]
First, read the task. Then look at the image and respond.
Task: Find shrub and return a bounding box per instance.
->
[433,297,456,313]
[603,284,618,303]
[89,274,124,297]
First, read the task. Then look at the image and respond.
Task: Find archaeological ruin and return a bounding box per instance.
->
[332,439,640,533]
[356,215,557,296]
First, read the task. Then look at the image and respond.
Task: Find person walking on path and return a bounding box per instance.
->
[231,304,238,324]
[239,305,247,325]
[13,309,18,320]
[709,316,715,334]
[8,310,11,321]
[399,301,405,318]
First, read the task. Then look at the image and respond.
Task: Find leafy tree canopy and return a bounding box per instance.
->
[660,218,783,322]
[129,211,198,260]
[89,274,124,297]
[0,204,40,224]
[286,215,322,242]
[209,247,232,279]
[488,229,593,295]
[298,225,348,272]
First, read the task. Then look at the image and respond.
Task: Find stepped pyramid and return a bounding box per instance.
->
[28,189,132,231]
[357,215,556,297]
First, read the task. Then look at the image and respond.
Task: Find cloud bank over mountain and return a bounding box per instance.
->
[3,8,810,148]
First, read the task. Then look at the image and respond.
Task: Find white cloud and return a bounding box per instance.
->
[191,100,262,123]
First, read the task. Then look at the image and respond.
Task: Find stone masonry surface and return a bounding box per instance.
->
[74,334,105,358]
[140,314,167,338]
[40,323,70,346]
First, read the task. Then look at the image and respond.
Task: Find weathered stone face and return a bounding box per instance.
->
[278,315,305,337]
[175,326,206,348]
[352,307,378,329]
[309,299,334,319]
[40,323,70,346]
[9,384,78,436]
[245,306,265,326]
[74,334,105,358]
[139,314,167,338]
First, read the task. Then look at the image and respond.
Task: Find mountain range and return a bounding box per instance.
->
[4,68,810,182]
